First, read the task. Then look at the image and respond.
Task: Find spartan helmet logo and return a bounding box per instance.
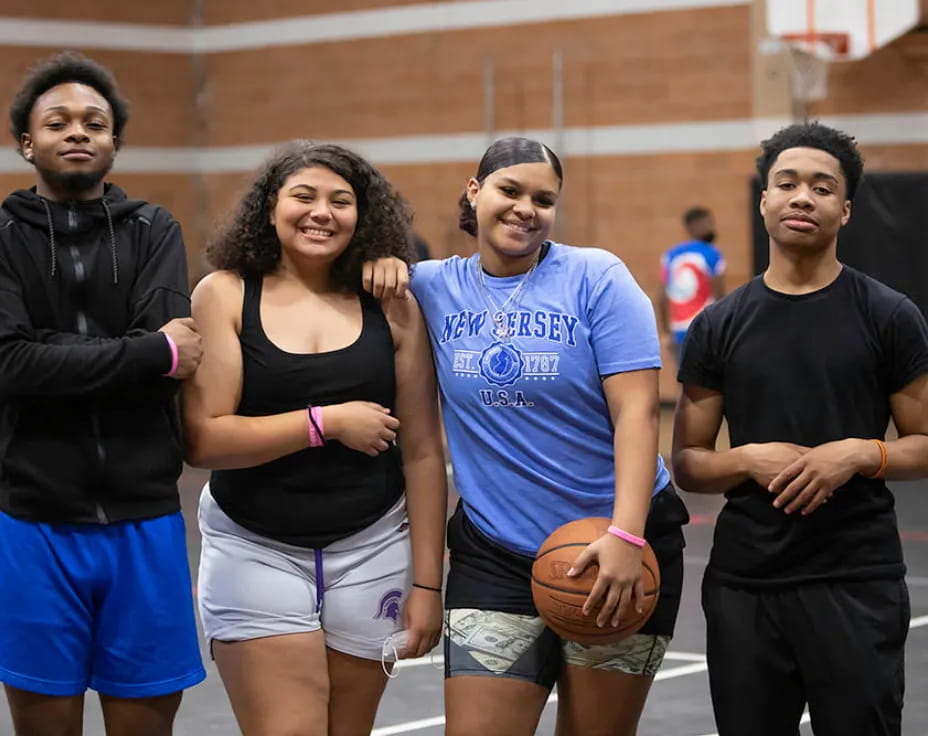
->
[374,589,403,622]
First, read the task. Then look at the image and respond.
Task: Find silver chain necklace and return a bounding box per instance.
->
[474,253,540,342]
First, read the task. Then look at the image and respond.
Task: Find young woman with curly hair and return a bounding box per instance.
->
[182,141,447,735]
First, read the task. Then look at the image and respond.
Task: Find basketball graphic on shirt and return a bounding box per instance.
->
[478,342,524,386]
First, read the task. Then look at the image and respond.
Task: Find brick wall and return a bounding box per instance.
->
[2,2,926,396]
[1,0,189,24]
[200,0,434,25]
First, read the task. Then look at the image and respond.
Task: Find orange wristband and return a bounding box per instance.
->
[863,439,887,479]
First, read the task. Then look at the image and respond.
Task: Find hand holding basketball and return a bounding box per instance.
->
[569,531,644,628]
[531,518,660,645]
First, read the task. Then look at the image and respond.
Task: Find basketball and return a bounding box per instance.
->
[531,517,660,645]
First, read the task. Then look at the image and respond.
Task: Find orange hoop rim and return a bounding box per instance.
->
[781,31,851,58]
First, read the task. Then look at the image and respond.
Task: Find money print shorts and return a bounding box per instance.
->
[444,609,670,686]
[442,488,688,688]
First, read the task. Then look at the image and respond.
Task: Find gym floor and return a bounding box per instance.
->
[3,409,927,735]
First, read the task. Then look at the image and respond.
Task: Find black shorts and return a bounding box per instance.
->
[443,484,689,686]
[445,482,689,636]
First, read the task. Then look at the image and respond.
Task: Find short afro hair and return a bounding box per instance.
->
[9,51,129,153]
[756,122,863,200]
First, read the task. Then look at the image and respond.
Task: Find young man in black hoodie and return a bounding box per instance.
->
[0,53,205,734]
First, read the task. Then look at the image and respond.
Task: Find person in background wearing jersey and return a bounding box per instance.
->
[658,206,725,366]
[363,137,689,736]
[182,141,446,736]
[0,52,205,735]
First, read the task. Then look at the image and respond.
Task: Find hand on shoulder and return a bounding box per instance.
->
[383,289,426,351]
[362,256,410,300]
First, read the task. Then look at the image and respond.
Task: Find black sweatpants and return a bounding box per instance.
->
[702,576,909,736]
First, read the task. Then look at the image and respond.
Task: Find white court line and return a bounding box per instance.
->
[374,661,707,735]
[395,618,927,670]
[380,616,926,735]
[663,651,710,662]
[394,649,705,670]
[372,715,447,736]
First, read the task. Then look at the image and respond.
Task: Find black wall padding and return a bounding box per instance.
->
[751,173,928,315]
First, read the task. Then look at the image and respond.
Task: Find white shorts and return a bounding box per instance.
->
[197,485,411,661]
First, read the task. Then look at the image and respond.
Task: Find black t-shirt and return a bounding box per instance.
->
[209,278,404,548]
[679,266,928,586]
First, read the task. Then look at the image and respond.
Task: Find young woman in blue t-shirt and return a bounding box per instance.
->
[367,137,688,735]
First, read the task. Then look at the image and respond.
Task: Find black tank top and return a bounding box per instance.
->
[209,277,404,547]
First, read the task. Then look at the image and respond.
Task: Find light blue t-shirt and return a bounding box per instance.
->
[412,242,671,557]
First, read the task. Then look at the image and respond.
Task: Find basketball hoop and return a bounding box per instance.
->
[781,31,850,60]
[765,0,921,109]
[781,32,849,104]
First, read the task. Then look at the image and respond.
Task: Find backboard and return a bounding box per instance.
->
[767,0,922,61]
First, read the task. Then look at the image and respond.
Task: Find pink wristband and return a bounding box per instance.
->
[311,406,325,444]
[607,525,646,549]
[162,334,179,377]
[307,406,325,448]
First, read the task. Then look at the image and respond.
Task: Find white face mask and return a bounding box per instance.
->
[380,630,445,679]
[381,629,410,679]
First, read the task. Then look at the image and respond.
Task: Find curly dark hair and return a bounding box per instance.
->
[9,51,129,154]
[208,140,415,288]
[756,122,863,200]
[458,137,564,236]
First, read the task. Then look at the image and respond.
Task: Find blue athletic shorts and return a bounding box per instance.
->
[0,510,206,698]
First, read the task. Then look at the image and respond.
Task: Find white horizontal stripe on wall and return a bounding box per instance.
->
[0,112,922,175]
[193,0,749,53]
[0,19,193,52]
[0,0,747,53]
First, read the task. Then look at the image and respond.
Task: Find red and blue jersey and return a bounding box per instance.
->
[661,240,725,344]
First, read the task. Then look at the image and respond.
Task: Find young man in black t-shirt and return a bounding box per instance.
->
[673,122,928,736]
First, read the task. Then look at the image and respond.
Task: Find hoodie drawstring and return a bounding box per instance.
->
[40,198,57,278]
[38,197,119,284]
[101,199,118,285]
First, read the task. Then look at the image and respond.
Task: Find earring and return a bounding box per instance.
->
[470,201,476,210]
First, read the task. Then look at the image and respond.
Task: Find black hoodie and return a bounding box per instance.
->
[0,183,190,523]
